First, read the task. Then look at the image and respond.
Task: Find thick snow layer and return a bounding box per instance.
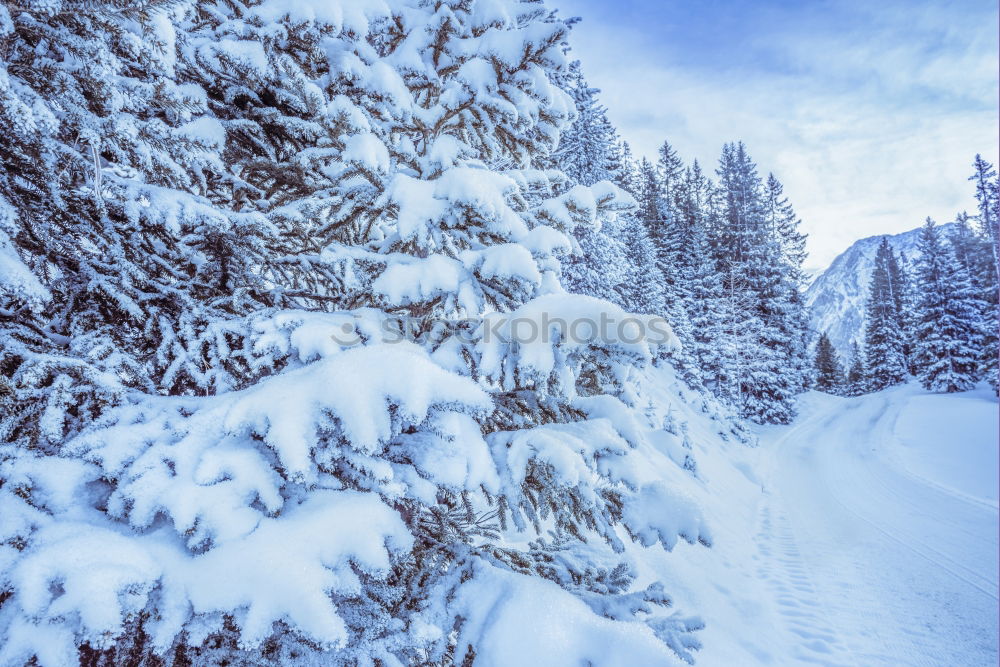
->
[178,117,225,149]
[341,132,390,173]
[746,384,998,665]
[623,375,998,666]
[373,255,467,307]
[249,0,392,34]
[0,232,48,302]
[1,491,411,661]
[894,388,999,504]
[452,563,677,667]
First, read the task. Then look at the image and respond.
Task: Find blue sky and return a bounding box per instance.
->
[552,0,1000,271]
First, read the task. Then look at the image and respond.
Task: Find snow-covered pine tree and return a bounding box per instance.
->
[647,142,704,366]
[912,218,985,392]
[618,212,670,317]
[632,152,694,361]
[710,142,800,423]
[554,62,634,309]
[551,61,619,187]
[658,140,685,199]
[887,247,917,374]
[636,142,684,294]
[0,1,275,448]
[968,155,1000,390]
[636,157,663,226]
[813,333,843,394]
[652,142,690,286]
[614,140,642,195]
[556,70,618,294]
[764,175,808,275]
[862,238,909,391]
[1,2,710,664]
[970,154,999,282]
[763,174,811,394]
[713,267,767,417]
[949,212,996,374]
[844,342,867,397]
[584,139,674,322]
[670,160,724,389]
[562,214,633,307]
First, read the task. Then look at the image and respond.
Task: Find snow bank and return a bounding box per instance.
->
[453,563,676,667]
[1,491,410,662]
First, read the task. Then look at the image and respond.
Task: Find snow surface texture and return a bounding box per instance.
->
[806,223,955,355]
[624,380,997,666]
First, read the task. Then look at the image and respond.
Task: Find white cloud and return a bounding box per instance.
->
[555,0,999,271]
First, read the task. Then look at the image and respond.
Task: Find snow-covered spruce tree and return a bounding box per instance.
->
[632,154,694,359]
[637,144,702,379]
[709,142,804,423]
[555,61,634,308]
[762,173,811,394]
[649,142,689,303]
[614,140,642,195]
[657,140,685,201]
[664,159,724,390]
[949,213,995,349]
[967,155,1000,390]
[570,132,670,324]
[713,268,763,412]
[636,157,662,226]
[0,0,277,453]
[549,60,620,188]
[970,154,999,282]
[912,218,985,392]
[812,333,843,394]
[844,342,866,397]
[618,210,670,317]
[562,213,633,307]
[1,2,710,665]
[886,247,917,375]
[862,238,908,391]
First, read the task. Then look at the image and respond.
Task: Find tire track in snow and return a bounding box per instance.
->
[822,395,999,600]
[754,389,999,666]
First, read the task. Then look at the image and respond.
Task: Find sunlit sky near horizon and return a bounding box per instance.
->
[552,0,1000,272]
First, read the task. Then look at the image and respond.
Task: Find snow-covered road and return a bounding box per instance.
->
[754,386,999,666]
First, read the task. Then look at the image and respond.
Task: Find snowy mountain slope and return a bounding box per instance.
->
[805,223,955,355]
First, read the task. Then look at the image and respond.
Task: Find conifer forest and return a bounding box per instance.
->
[0,1,996,665]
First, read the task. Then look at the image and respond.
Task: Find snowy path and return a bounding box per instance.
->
[753,387,999,666]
